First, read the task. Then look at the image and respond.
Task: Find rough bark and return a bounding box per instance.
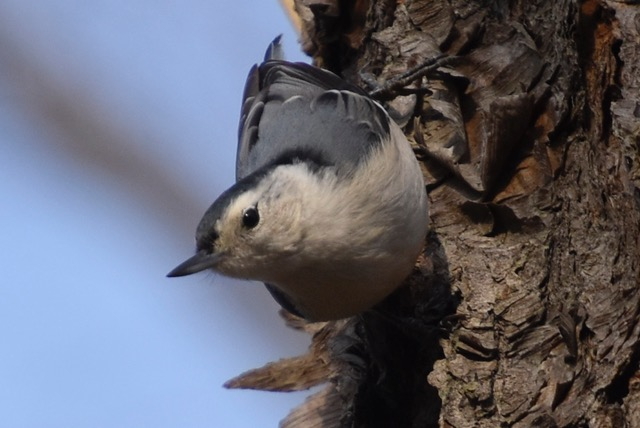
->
[228,1,640,426]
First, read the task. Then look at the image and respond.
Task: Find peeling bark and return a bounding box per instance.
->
[228,1,640,426]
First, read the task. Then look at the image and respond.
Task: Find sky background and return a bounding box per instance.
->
[0,2,315,427]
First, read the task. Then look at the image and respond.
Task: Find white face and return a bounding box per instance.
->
[210,168,307,280]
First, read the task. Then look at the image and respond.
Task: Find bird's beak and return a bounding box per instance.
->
[167,250,222,277]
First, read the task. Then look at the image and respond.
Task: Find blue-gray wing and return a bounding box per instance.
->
[236,59,391,180]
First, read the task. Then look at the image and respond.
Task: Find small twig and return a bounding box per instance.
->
[368,55,459,100]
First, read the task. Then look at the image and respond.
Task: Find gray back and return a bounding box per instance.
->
[236,61,391,180]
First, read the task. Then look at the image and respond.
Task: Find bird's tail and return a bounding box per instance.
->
[264,34,285,61]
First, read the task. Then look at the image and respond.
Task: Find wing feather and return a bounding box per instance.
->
[236,60,390,179]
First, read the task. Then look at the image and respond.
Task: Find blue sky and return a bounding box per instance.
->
[0,2,315,427]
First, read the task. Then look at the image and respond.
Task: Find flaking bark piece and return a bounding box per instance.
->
[416,26,546,201]
[280,385,344,428]
[225,318,350,392]
[224,353,330,392]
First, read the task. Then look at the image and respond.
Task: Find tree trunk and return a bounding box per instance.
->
[229,0,640,426]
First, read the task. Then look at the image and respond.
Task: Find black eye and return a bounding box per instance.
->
[242,206,260,229]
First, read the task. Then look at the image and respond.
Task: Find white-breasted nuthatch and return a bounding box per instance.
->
[168,37,428,321]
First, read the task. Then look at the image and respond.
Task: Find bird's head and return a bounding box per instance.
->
[167,161,328,281]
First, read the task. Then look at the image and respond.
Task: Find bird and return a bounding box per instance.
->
[167,36,428,321]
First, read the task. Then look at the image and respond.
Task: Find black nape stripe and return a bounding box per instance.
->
[273,149,334,173]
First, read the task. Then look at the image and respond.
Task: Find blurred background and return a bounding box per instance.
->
[0,1,314,427]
